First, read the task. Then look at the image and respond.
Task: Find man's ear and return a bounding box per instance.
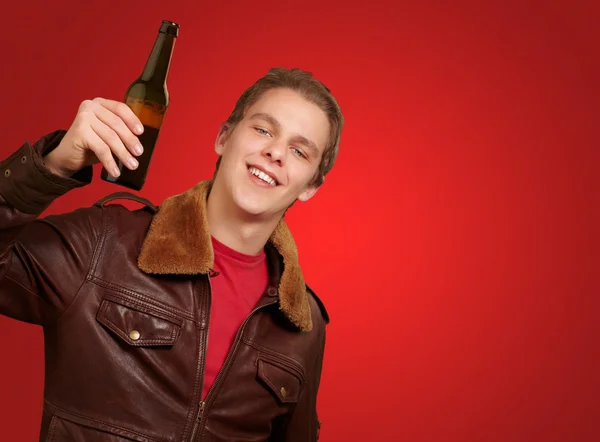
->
[297,183,320,202]
[297,174,324,202]
[215,123,230,155]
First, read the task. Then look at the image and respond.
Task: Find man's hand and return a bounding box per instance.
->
[43,97,144,178]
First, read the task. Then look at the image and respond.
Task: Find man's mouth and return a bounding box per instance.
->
[248,166,278,187]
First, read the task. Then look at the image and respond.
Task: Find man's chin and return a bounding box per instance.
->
[231,188,295,219]
[232,196,269,217]
[235,200,288,221]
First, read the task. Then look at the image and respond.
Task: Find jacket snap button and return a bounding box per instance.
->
[4,169,10,178]
[280,387,287,398]
[267,287,277,297]
[21,156,27,164]
[129,330,141,340]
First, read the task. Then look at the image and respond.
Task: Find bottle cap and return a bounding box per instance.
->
[159,20,179,37]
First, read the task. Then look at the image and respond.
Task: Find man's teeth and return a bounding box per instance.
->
[249,167,276,186]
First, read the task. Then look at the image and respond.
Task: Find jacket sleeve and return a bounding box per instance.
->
[278,330,327,442]
[0,130,101,325]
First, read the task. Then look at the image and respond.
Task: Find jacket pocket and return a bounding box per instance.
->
[96,293,182,347]
[46,408,160,441]
[256,354,304,404]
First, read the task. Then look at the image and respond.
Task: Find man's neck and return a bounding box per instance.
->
[206,183,281,256]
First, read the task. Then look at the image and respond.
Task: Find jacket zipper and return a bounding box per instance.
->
[191,295,277,442]
[190,401,205,441]
[189,275,213,442]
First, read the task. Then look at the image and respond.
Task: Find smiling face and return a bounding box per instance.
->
[213,87,331,220]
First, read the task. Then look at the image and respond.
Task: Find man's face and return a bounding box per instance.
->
[213,87,330,219]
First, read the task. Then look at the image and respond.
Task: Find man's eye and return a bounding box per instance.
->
[292,147,306,158]
[256,128,271,136]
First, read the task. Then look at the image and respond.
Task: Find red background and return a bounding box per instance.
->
[1,0,598,441]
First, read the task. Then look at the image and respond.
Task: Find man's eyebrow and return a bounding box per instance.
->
[249,112,281,129]
[249,112,320,157]
[291,134,320,158]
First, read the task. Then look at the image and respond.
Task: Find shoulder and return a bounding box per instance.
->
[306,284,330,325]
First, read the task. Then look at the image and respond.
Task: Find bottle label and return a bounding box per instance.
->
[125,96,167,129]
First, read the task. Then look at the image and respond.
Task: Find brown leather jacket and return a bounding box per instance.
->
[0,131,329,442]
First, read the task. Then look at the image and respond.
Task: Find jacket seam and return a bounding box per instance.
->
[54,207,105,323]
[90,277,194,321]
[4,273,39,297]
[181,325,204,441]
[243,338,306,380]
[47,415,59,442]
[89,205,110,277]
[45,399,160,441]
[3,274,57,324]
[98,292,186,324]
[178,276,207,441]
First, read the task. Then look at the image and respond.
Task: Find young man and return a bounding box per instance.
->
[0,68,343,441]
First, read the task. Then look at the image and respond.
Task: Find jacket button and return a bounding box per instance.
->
[4,169,10,178]
[267,287,278,297]
[280,387,287,398]
[21,156,27,164]
[129,330,141,341]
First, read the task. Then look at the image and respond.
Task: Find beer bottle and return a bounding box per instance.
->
[101,19,180,190]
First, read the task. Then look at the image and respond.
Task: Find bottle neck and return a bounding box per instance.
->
[140,32,176,85]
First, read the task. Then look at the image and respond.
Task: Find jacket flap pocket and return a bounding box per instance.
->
[257,356,302,404]
[96,295,182,347]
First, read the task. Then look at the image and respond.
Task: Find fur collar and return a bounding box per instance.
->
[137,180,312,331]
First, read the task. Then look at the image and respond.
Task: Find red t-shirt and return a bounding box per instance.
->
[201,236,269,399]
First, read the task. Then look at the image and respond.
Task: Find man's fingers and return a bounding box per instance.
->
[94,102,144,157]
[90,118,139,173]
[92,97,144,137]
[82,125,121,178]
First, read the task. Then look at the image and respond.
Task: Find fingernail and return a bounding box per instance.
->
[129,158,139,169]
[135,143,144,155]
[113,167,121,177]
[136,124,144,134]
